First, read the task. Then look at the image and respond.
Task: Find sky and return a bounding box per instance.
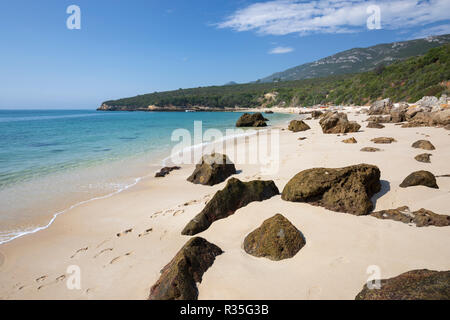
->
[0,0,449,109]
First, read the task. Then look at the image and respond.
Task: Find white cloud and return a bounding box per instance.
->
[269,46,294,54]
[217,0,450,36]
[412,23,450,39]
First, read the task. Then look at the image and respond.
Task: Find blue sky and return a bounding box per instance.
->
[0,0,449,109]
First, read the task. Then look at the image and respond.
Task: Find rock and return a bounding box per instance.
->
[367,122,385,129]
[445,124,450,130]
[390,108,407,123]
[366,115,391,123]
[402,109,450,128]
[311,110,323,119]
[236,113,268,127]
[431,109,450,126]
[399,170,438,189]
[415,153,432,163]
[155,166,181,177]
[412,140,435,150]
[265,110,274,114]
[368,98,393,115]
[370,206,450,227]
[298,137,307,140]
[415,96,439,111]
[187,153,236,186]
[342,137,357,144]
[149,237,223,300]
[288,120,311,132]
[281,164,381,216]
[355,269,450,300]
[182,178,279,235]
[361,147,381,152]
[319,112,361,134]
[243,214,306,261]
[371,137,396,144]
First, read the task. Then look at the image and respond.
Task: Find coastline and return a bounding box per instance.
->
[1,108,449,300]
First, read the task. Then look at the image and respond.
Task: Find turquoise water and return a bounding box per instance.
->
[0,110,294,243]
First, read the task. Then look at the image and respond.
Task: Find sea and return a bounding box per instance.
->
[0,109,295,244]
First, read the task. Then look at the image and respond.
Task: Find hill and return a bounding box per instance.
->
[258,34,450,83]
[99,44,450,111]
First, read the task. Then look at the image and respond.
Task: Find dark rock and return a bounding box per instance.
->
[265,110,274,114]
[244,214,305,261]
[412,140,435,150]
[319,112,361,134]
[288,120,311,132]
[149,237,223,300]
[281,164,381,216]
[236,113,268,127]
[342,137,357,144]
[370,206,450,227]
[187,153,236,186]
[415,153,432,163]
[371,137,396,144]
[361,147,381,152]
[367,122,385,129]
[155,166,181,178]
[311,110,323,119]
[399,170,438,189]
[355,269,450,300]
[182,178,279,235]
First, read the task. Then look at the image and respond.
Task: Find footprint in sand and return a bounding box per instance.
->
[329,256,350,267]
[172,209,184,216]
[159,230,168,240]
[94,248,113,258]
[162,209,174,216]
[37,274,67,290]
[150,211,163,219]
[108,252,133,265]
[96,239,110,249]
[116,228,133,237]
[138,228,153,237]
[70,247,88,259]
[183,199,199,206]
[35,275,47,283]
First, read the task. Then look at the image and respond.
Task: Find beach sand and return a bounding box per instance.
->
[0,109,449,300]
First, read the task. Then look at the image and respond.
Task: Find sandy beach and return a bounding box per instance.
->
[0,108,449,300]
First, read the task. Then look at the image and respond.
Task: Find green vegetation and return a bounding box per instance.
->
[102,44,450,110]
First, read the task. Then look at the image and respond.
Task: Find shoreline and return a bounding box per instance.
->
[1,108,448,300]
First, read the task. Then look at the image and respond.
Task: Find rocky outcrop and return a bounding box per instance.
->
[368,98,393,115]
[402,109,450,128]
[155,166,181,178]
[182,178,279,235]
[243,214,306,261]
[367,122,385,129]
[366,115,391,123]
[361,147,381,152]
[370,206,450,227]
[342,137,357,144]
[149,237,223,300]
[319,112,361,134]
[412,140,435,150]
[281,164,381,216]
[355,269,450,300]
[399,170,438,189]
[415,153,432,163]
[236,113,268,127]
[311,110,323,119]
[187,153,236,186]
[371,137,396,144]
[288,120,311,132]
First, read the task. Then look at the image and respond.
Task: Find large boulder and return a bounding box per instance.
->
[319,112,361,134]
[288,120,311,132]
[311,110,323,119]
[149,237,223,300]
[243,214,306,261]
[367,122,385,129]
[182,178,279,235]
[412,140,435,150]
[281,164,381,216]
[366,115,391,123]
[355,269,450,300]
[415,96,439,111]
[236,112,268,127]
[370,206,450,227]
[399,170,438,189]
[368,98,393,115]
[187,153,236,186]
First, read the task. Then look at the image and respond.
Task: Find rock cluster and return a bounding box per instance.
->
[281,164,381,216]
[187,153,236,186]
[243,214,306,261]
[149,237,223,300]
[355,269,450,300]
[370,206,450,227]
[319,112,361,134]
[182,178,279,235]
[288,120,311,132]
[236,113,268,127]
